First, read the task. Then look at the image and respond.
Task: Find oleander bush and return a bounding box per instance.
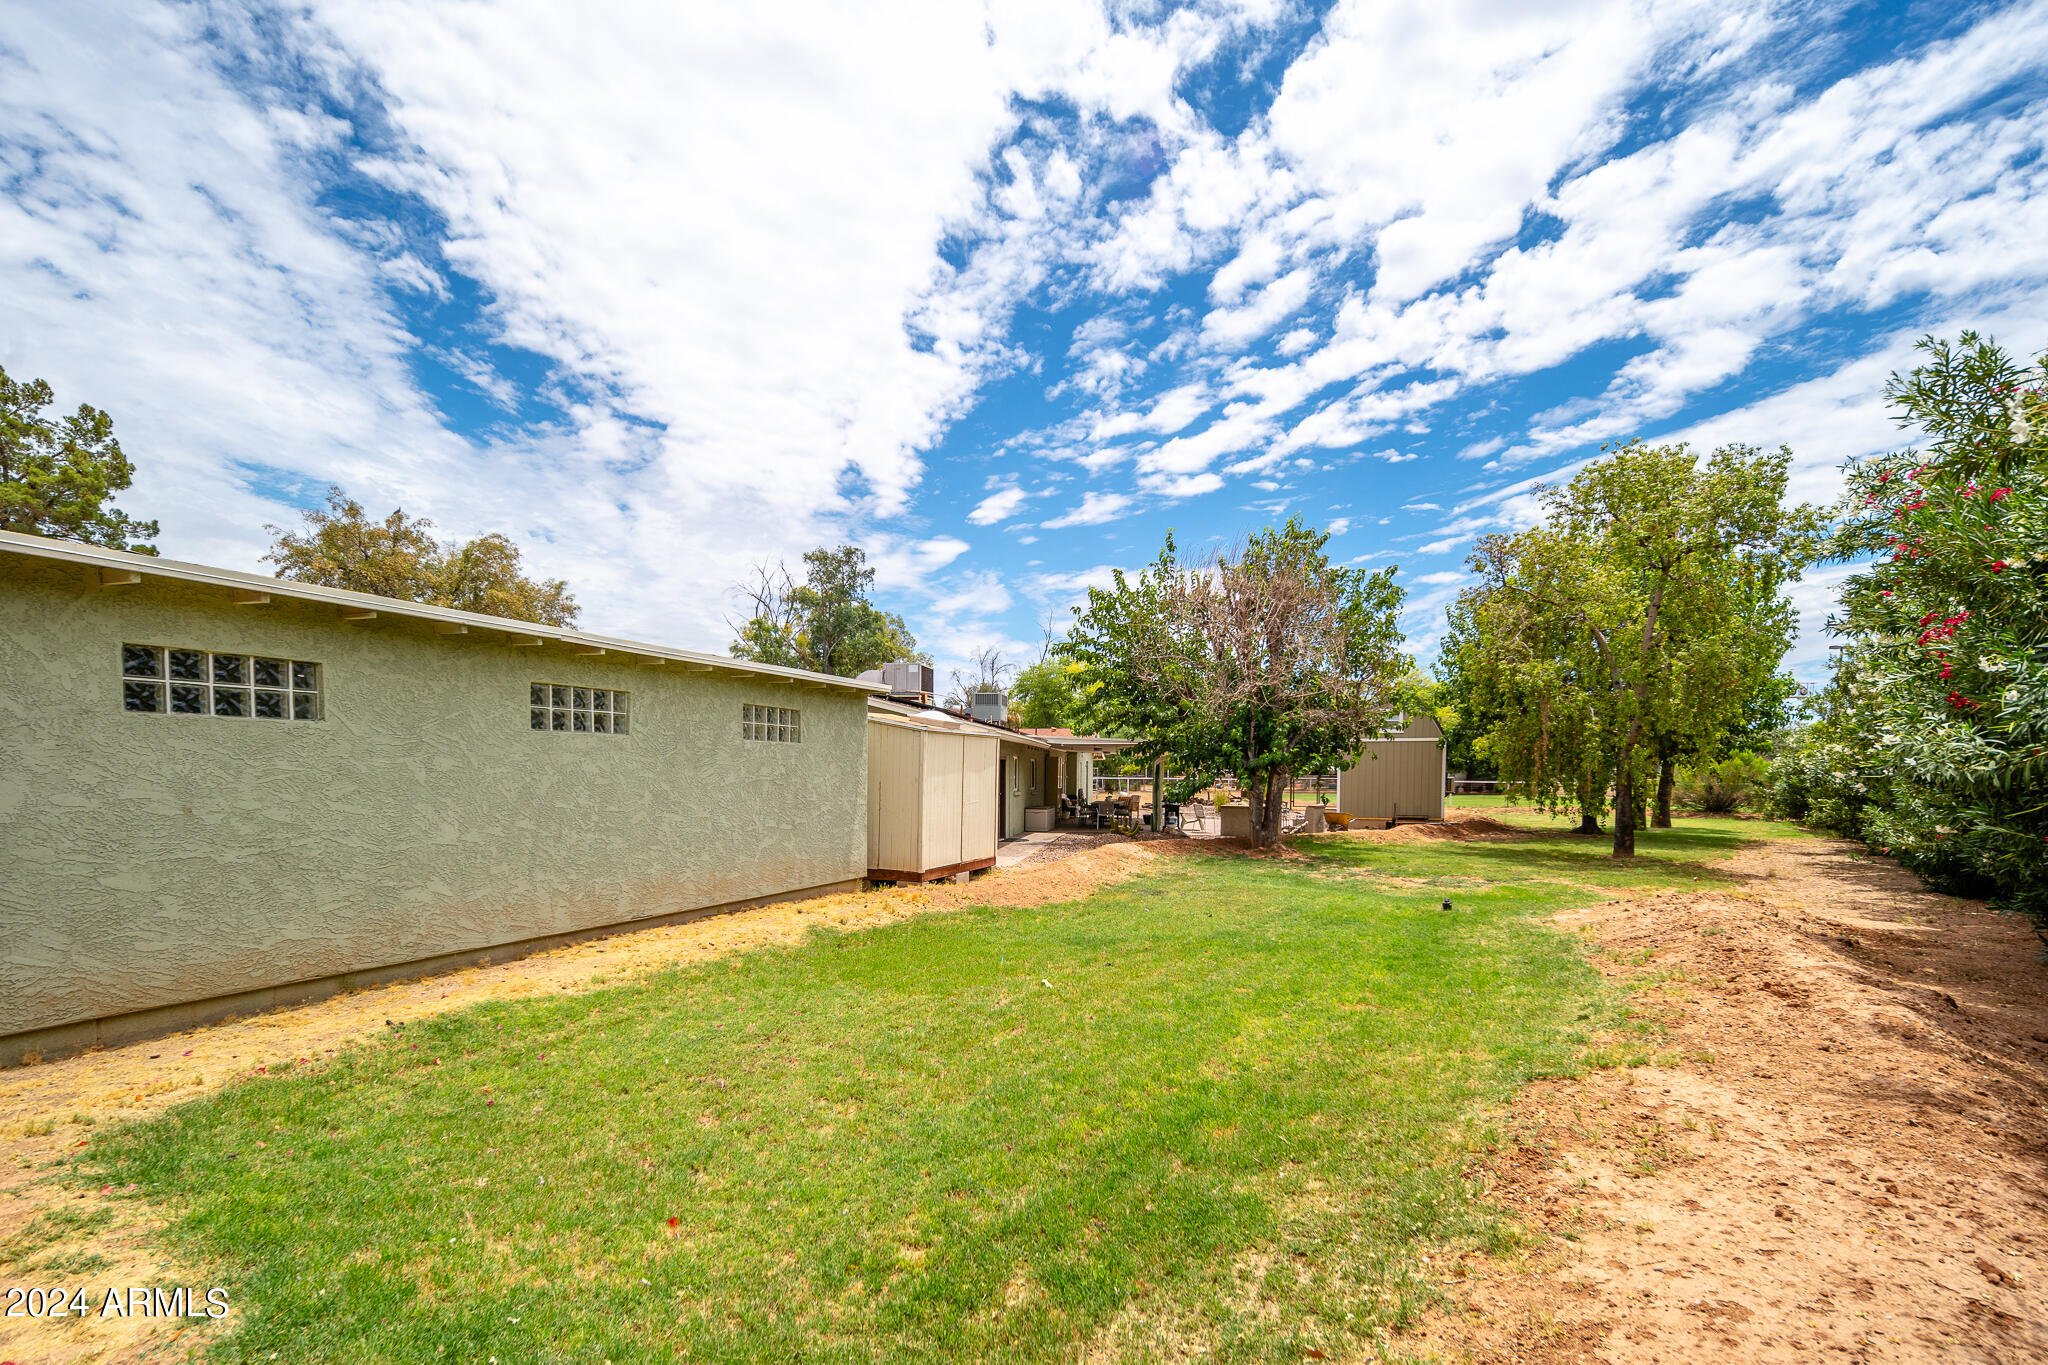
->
[1794,332,2048,921]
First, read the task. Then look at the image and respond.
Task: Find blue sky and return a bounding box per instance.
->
[6,0,2048,688]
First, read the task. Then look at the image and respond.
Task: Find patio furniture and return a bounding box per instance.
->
[1162,801,1182,831]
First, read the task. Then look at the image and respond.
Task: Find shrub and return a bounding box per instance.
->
[1679,752,1769,813]
[1762,726,1873,837]
[1822,332,2048,923]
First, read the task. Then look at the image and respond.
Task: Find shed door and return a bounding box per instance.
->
[959,736,997,864]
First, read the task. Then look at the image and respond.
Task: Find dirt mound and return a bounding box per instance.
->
[1323,809,1528,841]
[1403,835,2048,1363]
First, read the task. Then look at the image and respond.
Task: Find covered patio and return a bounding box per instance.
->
[1017,728,1148,831]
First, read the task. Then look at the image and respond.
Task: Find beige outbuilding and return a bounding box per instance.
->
[865,699,1023,881]
[1334,714,1447,823]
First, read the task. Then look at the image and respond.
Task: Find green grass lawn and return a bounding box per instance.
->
[76,817,1793,1363]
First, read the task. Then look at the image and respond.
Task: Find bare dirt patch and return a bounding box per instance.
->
[1403,835,2048,1363]
[0,841,1159,1364]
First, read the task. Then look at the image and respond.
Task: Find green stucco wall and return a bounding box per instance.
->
[0,554,868,1041]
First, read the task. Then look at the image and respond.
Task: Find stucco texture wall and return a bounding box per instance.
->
[0,556,868,1038]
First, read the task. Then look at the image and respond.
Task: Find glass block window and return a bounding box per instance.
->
[531,682,629,735]
[742,703,800,742]
[123,645,320,720]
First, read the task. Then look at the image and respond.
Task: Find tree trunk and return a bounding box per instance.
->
[1263,771,1289,846]
[1576,766,1601,835]
[1246,770,1287,848]
[1611,766,1637,857]
[1653,754,1674,829]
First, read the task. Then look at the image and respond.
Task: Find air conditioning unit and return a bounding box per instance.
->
[969,690,1008,724]
[881,660,934,700]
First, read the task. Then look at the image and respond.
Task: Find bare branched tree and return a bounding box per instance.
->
[944,646,1016,711]
[725,557,797,640]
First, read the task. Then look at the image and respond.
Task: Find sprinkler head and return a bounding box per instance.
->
[1441,899,1453,913]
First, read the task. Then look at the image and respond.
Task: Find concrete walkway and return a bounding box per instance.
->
[994,830,1129,868]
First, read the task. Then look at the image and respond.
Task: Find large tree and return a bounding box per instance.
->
[264,488,579,626]
[1445,545,1615,834]
[1011,656,1088,730]
[729,545,921,677]
[0,365,158,553]
[1456,442,1822,856]
[1058,517,1408,847]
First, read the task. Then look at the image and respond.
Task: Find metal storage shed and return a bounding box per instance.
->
[866,699,1010,881]
[1335,714,1447,823]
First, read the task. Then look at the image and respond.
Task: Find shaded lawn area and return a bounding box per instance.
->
[78,818,1797,1363]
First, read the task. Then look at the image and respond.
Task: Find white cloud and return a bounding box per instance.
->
[1200,266,1314,346]
[1042,490,1134,528]
[1326,516,1350,535]
[1411,570,1466,586]
[927,568,1014,618]
[1091,381,1213,440]
[861,534,972,592]
[1276,327,1317,355]
[1147,471,1225,499]
[0,0,1285,652]
[1064,0,2048,497]
[1026,563,1126,611]
[967,486,1029,525]
[1782,562,1858,684]
[9,0,2047,671]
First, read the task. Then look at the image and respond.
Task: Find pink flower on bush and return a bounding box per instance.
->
[1989,487,2012,502]
[1992,560,2009,572]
